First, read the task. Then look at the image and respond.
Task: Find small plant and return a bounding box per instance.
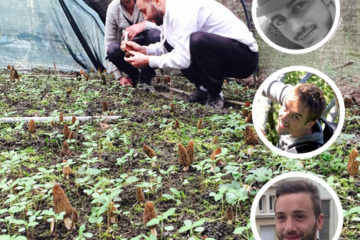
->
[347,148,359,180]
[75,224,93,240]
[143,201,157,236]
[147,207,176,240]
[178,218,206,237]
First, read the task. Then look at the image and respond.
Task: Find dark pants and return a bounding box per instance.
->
[181,32,258,97]
[107,28,161,84]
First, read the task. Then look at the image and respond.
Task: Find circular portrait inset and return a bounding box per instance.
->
[252,0,340,53]
[252,66,345,159]
[250,172,343,240]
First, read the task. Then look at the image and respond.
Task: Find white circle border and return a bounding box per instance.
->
[250,171,344,240]
[251,0,341,54]
[252,66,345,159]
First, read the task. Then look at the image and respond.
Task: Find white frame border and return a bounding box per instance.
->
[252,66,345,159]
[251,0,341,54]
[250,172,344,240]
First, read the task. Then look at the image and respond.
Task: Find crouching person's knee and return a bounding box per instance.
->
[106,41,122,61]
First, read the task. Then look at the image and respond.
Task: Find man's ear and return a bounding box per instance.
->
[316,213,324,231]
[304,120,316,129]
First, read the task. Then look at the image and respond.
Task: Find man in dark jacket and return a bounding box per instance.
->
[262,79,326,153]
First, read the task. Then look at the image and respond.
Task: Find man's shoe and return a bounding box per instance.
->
[206,94,224,109]
[188,88,208,103]
[138,83,155,93]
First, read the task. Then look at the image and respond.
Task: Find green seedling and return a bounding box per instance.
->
[147,207,176,240]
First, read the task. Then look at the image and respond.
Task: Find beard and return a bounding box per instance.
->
[277,223,318,240]
[151,5,164,25]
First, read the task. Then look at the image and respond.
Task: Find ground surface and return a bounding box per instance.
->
[0,69,359,240]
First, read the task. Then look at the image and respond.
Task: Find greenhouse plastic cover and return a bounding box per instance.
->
[0,0,107,71]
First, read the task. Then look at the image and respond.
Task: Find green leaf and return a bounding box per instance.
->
[195,226,204,232]
[169,188,180,196]
[164,225,174,231]
[146,218,160,226]
[162,208,176,219]
[125,176,139,184]
[234,226,247,234]
[193,219,206,228]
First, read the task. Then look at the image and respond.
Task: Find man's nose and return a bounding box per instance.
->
[289,18,305,36]
[284,217,297,233]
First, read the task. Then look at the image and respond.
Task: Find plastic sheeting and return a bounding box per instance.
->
[0,0,106,71]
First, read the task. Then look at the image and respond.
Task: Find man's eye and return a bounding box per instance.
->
[292,1,308,14]
[273,16,286,27]
[276,215,286,221]
[295,214,306,221]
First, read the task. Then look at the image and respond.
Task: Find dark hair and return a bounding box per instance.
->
[275,180,322,218]
[294,83,326,123]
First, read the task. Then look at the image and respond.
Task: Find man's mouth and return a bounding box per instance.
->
[282,237,301,240]
[279,120,288,129]
[294,25,317,42]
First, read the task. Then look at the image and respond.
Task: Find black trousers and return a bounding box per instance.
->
[181,32,258,97]
[107,28,161,84]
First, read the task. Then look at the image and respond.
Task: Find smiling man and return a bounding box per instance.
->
[262,79,326,153]
[121,0,258,109]
[257,0,336,49]
[275,180,324,240]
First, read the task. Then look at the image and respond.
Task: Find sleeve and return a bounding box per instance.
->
[104,2,123,79]
[147,7,199,69]
[262,79,292,106]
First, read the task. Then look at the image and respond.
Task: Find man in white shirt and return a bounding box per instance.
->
[122,0,259,109]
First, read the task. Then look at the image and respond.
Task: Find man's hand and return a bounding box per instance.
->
[121,41,146,55]
[124,51,149,68]
[126,22,145,40]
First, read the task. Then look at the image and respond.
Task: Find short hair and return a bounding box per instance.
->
[294,83,326,123]
[275,180,322,218]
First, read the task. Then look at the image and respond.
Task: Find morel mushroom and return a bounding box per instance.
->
[52,183,78,230]
[28,119,36,136]
[178,143,191,171]
[63,124,70,140]
[224,206,234,224]
[136,187,145,205]
[245,126,258,145]
[186,140,194,164]
[143,201,157,236]
[242,100,250,117]
[347,149,359,180]
[143,144,156,158]
[197,119,203,129]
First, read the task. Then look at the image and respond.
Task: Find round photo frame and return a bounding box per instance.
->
[252,66,345,159]
[252,0,341,54]
[250,171,343,240]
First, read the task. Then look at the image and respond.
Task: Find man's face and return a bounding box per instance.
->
[137,0,164,26]
[276,89,314,138]
[267,0,333,48]
[275,192,324,240]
